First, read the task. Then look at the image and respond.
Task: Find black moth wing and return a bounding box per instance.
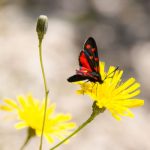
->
[67,74,96,82]
[83,37,100,73]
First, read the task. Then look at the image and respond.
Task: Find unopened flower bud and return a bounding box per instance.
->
[36,15,48,41]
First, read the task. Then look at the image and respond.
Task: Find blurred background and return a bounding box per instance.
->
[0,0,149,150]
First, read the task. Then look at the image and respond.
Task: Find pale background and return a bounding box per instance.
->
[0,0,149,150]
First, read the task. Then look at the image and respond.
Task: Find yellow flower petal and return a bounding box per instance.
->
[45,134,55,143]
[0,105,13,111]
[15,121,28,129]
[3,99,18,109]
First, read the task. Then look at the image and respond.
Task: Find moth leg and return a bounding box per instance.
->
[91,82,97,94]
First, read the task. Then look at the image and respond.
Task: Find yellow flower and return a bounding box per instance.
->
[0,94,76,143]
[76,62,144,120]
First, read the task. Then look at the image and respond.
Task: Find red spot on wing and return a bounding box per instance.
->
[91,48,95,52]
[94,57,99,61]
[94,67,99,72]
[89,56,93,59]
[79,51,92,72]
[86,44,91,49]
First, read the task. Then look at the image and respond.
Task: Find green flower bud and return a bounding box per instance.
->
[36,15,48,41]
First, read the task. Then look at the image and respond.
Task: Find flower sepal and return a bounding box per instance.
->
[20,127,36,150]
[91,102,106,120]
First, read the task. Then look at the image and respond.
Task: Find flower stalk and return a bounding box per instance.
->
[38,39,49,150]
[50,102,105,150]
[36,15,49,150]
[20,128,36,150]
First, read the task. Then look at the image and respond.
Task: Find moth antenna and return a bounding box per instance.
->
[103,65,119,81]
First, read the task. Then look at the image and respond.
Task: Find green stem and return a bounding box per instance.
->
[20,135,30,150]
[20,128,36,150]
[50,116,94,150]
[38,39,49,150]
[50,104,105,150]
